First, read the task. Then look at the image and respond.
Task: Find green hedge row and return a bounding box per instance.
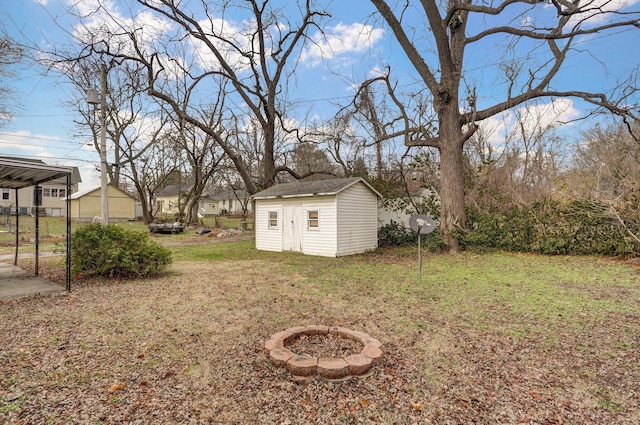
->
[379,199,638,257]
[458,200,637,256]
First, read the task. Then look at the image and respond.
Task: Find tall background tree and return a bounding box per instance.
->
[561,122,640,245]
[63,0,330,194]
[370,0,640,252]
[0,24,24,128]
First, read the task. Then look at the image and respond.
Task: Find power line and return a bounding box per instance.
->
[0,132,79,142]
[0,153,96,164]
[0,139,90,152]
[11,114,70,118]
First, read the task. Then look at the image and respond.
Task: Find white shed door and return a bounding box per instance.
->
[283,205,302,252]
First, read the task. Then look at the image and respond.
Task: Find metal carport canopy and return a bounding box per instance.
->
[0,158,73,189]
[0,157,73,291]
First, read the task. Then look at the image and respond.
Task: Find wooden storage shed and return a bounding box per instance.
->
[252,177,382,257]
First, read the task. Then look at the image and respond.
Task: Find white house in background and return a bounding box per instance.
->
[155,184,191,216]
[252,177,382,257]
[378,187,440,229]
[209,189,252,215]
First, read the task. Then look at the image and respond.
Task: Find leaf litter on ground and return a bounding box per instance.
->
[1,246,640,424]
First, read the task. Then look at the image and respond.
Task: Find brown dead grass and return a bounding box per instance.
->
[1,253,640,424]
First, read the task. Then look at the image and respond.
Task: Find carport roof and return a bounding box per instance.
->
[0,157,72,189]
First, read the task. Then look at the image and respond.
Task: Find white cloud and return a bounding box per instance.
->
[368,65,388,79]
[0,131,57,156]
[191,17,254,72]
[69,0,173,60]
[478,98,580,147]
[301,22,384,66]
[565,0,640,25]
[520,16,533,28]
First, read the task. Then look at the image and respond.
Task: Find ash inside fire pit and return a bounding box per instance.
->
[286,333,363,358]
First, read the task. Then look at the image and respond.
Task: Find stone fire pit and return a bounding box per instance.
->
[264,325,383,380]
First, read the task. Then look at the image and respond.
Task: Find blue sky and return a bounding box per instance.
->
[1,0,638,190]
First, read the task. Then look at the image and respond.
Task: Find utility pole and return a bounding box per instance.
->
[99,64,109,225]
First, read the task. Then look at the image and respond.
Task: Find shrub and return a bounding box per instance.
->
[378,220,417,247]
[378,220,444,252]
[72,224,172,278]
[459,200,637,256]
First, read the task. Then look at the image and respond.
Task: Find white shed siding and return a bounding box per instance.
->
[336,182,379,256]
[255,199,283,252]
[253,178,380,257]
[255,196,339,256]
[300,197,338,257]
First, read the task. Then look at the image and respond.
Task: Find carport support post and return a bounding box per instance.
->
[66,174,71,292]
[417,230,422,283]
[13,188,18,266]
[35,184,39,276]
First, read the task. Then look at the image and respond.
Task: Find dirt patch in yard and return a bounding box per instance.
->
[1,254,640,424]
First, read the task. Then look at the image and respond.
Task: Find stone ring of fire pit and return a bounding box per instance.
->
[264,325,383,380]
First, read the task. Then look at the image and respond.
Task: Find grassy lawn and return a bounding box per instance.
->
[0,216,250,255]
[1,240,639,423]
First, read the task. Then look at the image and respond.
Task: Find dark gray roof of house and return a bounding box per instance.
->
[51,166,81,184]
[251,177,382,199]
[157,184,192,197]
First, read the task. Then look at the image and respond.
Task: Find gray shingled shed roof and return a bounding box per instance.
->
[251,177,382,200]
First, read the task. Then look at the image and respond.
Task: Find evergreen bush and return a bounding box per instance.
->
[72,224,172,278]
[459,200,637,256]
[378,220,444,252]
[378,220,417,247]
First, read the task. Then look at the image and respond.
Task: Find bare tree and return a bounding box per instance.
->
[353,84,386,179]
[466,101,567,209]
[65,0,329,193]
[324,111,366,177]
[59,58,160,189]
[370,0,640,252]
[169,118,224,224]
[0,24,24,127]
[46,55,182,224]
[326,73,413,181]
[562,122,640,246]
[121,110,177,224]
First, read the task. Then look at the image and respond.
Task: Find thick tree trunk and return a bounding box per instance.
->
[187,196,200,224]
[438,116,466,253]
[262,124,276,188]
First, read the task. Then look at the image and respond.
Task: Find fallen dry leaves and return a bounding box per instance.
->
[1,253,639,424]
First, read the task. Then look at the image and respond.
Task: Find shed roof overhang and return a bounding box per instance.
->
[0,158,73,189]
